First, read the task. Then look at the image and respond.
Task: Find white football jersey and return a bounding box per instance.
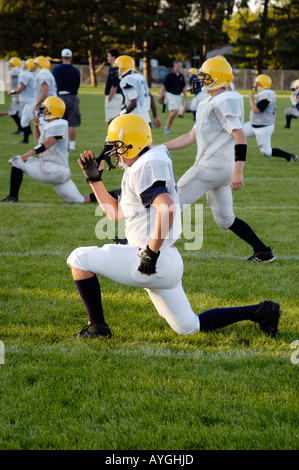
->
[18,70,35,103]
[120,145,182,249]
[10,66,21,88]
[120,73,151,123]
[34,69,57,101]
[250,89,276,126]
[194,90,244,166]
[38,118,69,167]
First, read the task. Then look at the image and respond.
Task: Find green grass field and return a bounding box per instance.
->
[0,86,298,451]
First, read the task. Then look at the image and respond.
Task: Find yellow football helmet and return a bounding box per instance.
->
[34,56,51,71]
[253,74,272,92]
[106,115,152,162]
[198,57,233,90]
[25,58,35,71]
[41,97,66,120]
[291,79,299,91]
[114,55,135,77]
[9,57,22,68]
[189,67,198,76]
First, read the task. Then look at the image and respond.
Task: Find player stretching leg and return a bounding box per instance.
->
[67,115,281,339]
[1,97,87,204]
[163,57,276,263]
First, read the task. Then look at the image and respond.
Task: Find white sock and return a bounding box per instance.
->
[69,141,76,150]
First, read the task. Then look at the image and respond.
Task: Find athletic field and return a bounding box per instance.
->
[0,87,298,451]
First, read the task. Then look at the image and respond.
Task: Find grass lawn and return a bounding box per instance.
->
[0,86,298,451]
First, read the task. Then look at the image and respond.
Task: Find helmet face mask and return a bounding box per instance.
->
[104,140,131,169]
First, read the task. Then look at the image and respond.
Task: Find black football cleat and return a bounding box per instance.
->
[0,195,19,203]
[73,323,113,339]
[287,154,297,163]
[247,247,276,263]
[250,300,281,337]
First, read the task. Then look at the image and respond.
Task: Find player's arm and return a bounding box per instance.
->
[78,150,123,221]
[149,192,176,253]
[34,82,49,111]
[7,82,26,95]
[248,93,260,113]
[21,136,58,162]
[163,126,196,151]
[138,191,176,275]
[150,93,161,128]
[231,128,247,190]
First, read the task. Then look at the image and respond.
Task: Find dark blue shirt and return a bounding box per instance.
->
[163,72,186,95]
[105,66,122,96]
[52,63,80,95]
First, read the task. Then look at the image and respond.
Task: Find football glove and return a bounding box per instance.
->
[138,245,160,275]
[80,155,103,183]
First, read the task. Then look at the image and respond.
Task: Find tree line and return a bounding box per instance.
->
[0,0,298,85]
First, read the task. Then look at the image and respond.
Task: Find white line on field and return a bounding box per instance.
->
[0,250,298,261]
[6,344,289,361]
[0,202,298,211]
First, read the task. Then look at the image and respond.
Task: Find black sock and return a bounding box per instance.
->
[229,217,268,252]
[74,276,106,325]
[89,192,97,202]
[11,114,22,130]
[22,125,31,143]
[198,304,260,331]
[271,148,291,159]
[10,167,23,198]
[285,115,292,128]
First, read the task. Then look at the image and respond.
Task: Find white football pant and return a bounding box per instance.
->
[243,122,274,158]
[8,155,84,203]
[67,244,200,335]
[177,161,235,230]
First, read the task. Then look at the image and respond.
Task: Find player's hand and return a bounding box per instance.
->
[153,117,161,128]
[21,150,34,162]
[78,150,103,183]
[138,245,160,275]
[230,174,244,190]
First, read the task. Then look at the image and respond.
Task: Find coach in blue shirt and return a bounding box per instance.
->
[159,60,188,134]
[52,48,81,150]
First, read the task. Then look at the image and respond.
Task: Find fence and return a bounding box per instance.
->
[0,60,298,91]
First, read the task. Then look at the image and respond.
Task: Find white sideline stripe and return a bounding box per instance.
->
[0,250,298,261]
[6,344,289,361]
[0,202,297,211]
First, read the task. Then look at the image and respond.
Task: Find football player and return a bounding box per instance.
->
[244,74,297,162]
[7,57,23,134]
[114,55,161,128]
[1,97,86,203]
[7,58,36,144]
[67,114,281,339]
[284,79,299,129]
[162,57,276,263]
[33,56,57,116]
